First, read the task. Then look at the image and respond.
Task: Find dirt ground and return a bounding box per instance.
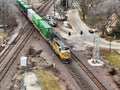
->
[10,30,80,90]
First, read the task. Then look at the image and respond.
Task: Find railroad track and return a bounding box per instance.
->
[53,27,109,89]
[0,23,34,89]
[37,0,54,16]
[53,28,106,89]
[66,64,94,90]
[0,0,52,75]
[0,23,30,64]
[25,1,112,89]
[71,54,107,90]
[1,1,107,90]
[0,1,55,89]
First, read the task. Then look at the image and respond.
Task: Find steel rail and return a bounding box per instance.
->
[0,26,34,84]
[71,53,107,90]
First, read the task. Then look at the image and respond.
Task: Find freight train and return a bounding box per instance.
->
[17,0,72,63]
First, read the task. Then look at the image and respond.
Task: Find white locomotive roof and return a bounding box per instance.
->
[53,38,67,48]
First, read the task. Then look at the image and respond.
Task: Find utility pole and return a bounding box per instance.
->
[54,0,55,17]
[65,0,68,10]
[108,37,112,53]
[93,34,100,62]
[88,33,104,66]
[109,41,111,53]
[71,0,74,7]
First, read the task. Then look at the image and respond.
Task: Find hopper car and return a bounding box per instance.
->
[17,0,72,63]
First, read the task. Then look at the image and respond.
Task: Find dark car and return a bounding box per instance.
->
[89,30,94,34]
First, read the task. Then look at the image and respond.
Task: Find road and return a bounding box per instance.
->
[65,9,120,50]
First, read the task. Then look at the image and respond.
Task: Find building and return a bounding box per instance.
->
[106,13,118,33]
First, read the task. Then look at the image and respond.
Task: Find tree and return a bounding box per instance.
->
[109,19,120,39]
[78,0,91,21]
[0,0,17,33]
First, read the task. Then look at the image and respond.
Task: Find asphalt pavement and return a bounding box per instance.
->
[67,9,120,50]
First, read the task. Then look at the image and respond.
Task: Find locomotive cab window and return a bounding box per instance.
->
[60,47,69,51]
[59,48,61,51]
[64,47,69,50]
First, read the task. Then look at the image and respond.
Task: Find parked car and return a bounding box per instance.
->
[89,30,94,34]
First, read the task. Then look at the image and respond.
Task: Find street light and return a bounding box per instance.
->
[108,36,112,53]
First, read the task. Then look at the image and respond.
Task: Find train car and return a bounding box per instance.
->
[17,0,23,7]
[17,0,29,14]
[27,9,35,21]
[32,13,43,27]
[17,0,25,9]
[17,0,72,63]
[31,14,52,40]
[49,33,72,63]
[22,4,29,14]
[38,20,52,40]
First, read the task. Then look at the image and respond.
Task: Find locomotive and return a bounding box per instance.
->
[17,0,72,63]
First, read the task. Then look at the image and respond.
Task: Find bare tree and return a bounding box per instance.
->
[0,0,17,32]
[76,0,94,21]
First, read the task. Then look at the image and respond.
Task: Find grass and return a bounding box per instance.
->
[100,49,120,69]
[37,70,61,90]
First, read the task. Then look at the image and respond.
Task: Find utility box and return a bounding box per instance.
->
[20,56,27,67]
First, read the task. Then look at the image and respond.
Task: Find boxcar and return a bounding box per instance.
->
[32,13,43,27]
[22,4,29,14]
[17,0,29,14]
[39,21,52,39]
[18,1,25,9]
[17,0,23,6]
